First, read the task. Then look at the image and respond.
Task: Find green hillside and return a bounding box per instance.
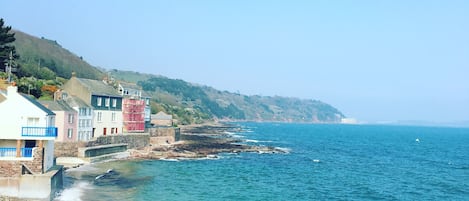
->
[111,70,345,123]
[10,28,345,124]
[13,30,103,80]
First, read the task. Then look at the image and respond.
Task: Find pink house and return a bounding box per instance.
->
[39,100,78,142]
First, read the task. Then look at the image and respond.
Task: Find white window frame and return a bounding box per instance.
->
[68,114,74,124]
[97,97,102,106]
[97,112,102,122]
[67,128,73,139]
[105,98,110,107]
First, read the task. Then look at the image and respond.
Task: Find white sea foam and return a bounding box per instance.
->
[245,139,273,143]
[159,158,179,162]
[230,134,245,138]
[275,147,291,153]
[65,164,99,173]
[55,181,92,201]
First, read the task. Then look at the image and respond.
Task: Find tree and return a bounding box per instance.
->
[0,18,19,76]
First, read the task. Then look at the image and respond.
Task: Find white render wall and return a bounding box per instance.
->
[0,86,55,140]
[43,140,54,171]
[93,110,123,137]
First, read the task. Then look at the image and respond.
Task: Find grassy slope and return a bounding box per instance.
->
[111,70,345,123]
[12,29,345,123]
[13,30,103,79]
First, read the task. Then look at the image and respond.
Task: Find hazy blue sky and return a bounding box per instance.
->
[1,1,468,123]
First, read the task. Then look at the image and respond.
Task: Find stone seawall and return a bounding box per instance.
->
[55,134,150,158]
[149,127,180,144]
[86,134,150,149]
[55,142,84,157]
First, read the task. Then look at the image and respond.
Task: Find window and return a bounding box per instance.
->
[105,98,110,107]
[97,97,102,106]
[27,117,39,126]
[112,99,117,107]
[67,128,73,139]
[86,120,91,127]
[112,112,116,122]
[111,128,115,134]
[97,112,102,122]
[68,114,74,124]
[88,108,92,116]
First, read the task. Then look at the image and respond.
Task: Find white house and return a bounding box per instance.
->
[0,86,57,171]
[0,85,62,200]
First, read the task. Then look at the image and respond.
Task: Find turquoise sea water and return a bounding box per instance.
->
[56,123,469,201]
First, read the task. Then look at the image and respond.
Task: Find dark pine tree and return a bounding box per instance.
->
[0,18,19,75]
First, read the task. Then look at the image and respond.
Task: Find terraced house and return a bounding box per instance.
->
[0,84,62,200]
[118,82,147,133]
[39,100,78,142]
[62,73,123,137]
[63,94,94,141]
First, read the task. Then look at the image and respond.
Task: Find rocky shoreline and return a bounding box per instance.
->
[129,123,287,159]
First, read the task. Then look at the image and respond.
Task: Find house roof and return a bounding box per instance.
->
[76,78,121,97]
[39,100,76,112]
[65,95,90,108]
[20,94,55,115]
[152,111,173,120]
[119,82,141,90]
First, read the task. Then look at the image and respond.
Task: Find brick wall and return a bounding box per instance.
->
[0,148,44,177]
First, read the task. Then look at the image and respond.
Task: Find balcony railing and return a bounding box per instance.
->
[22,127,58,137]
[0,148,33,157]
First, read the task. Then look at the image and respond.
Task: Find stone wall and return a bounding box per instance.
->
[149,127,180,144]
[0,148,44,177]
[85,134,150,149]
[54,142,85,157]
[55,134,150,158]
[149,127,180,139]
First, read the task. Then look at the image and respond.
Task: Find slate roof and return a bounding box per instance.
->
[20,94,55,115]
[152,111,173,120]
[76,78,121,97]
[39,100,75,112]
[119,82,141,90]
[65,95,90,108]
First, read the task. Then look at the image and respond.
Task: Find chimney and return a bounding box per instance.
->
[7,85,18,96]
[54,89,63,101]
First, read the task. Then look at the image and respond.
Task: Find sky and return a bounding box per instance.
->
[1,0,468,123]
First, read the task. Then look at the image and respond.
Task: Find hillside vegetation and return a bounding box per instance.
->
[111,70,345,123]
[10,28,345,124]
[13,30,103,80]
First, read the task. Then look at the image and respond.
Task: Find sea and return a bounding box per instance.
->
[55,122,469,201]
